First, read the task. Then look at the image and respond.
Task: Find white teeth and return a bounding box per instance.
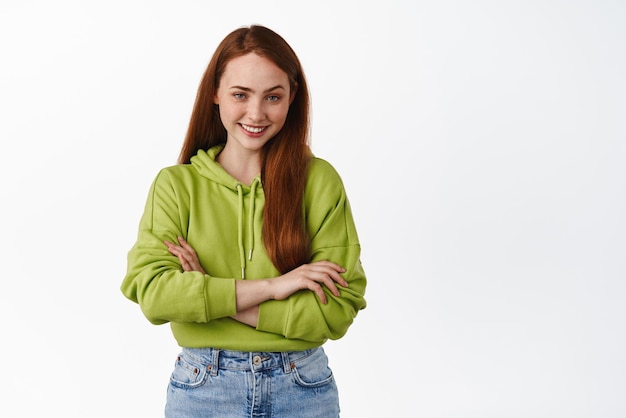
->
[242,124,265,133]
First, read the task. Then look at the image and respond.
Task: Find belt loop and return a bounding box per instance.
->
[210,348,220,376]
[281,352,292,374]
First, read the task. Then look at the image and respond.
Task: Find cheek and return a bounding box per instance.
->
[270,104,290,122]
[218,104,241,123]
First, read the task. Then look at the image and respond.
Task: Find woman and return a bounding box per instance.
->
[121,24,367,417]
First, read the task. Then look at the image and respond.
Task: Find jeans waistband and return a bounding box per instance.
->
[180,347,321,376]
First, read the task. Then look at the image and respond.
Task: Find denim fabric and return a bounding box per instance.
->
[165,346,340,417]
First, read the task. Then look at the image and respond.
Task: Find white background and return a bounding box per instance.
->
[1,0,625,417]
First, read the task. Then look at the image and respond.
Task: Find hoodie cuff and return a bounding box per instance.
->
[257,299,289,335]
[204,276,238,320]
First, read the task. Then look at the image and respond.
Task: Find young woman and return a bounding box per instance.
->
[121,24,367,417]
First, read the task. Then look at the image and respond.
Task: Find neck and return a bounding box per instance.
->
[217,146,262,185]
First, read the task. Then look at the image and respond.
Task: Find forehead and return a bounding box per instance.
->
[220,53,289,89]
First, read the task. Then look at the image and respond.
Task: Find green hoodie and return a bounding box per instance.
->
[121,145,367,351]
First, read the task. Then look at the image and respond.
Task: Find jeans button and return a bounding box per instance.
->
[253,355,262,365]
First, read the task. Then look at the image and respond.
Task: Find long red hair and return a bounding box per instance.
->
[178,25,311,273]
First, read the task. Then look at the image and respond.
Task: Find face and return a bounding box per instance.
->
[214,53,293,156]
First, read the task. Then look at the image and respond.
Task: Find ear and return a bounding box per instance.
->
[213,94,219,105]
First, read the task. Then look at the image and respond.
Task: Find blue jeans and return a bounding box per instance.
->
[165,346,340,417]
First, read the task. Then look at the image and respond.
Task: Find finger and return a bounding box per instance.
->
[165,240,184,254]
[178,237,198,256]
[180,254,205,274]
[324,279,341,297]
[313,260,346,273]
[312,266,348,288]
[309,262,346,278]
[326,269,348,288]
[169,245,194,260]
[318,274,341,297]
[302,270,341,298]
[309,283,327,304]
[170,247,189,260]
[179,256,194,272]
[166,244,182,256]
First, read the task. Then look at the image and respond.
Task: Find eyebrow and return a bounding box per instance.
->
[228,85,286,93]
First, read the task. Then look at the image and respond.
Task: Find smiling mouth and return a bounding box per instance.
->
[241,124,267,134]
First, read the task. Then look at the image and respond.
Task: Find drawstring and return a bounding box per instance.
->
[236,184,245,279]
[248,179,259,262]
[235,178,261,279]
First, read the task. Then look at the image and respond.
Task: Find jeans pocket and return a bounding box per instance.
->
[169,353,209,390]
[290,350,335,388]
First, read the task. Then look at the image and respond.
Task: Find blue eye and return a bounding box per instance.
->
[267,95,280,102]
[234,93,246,100]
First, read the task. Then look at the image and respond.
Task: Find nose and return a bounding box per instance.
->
[247,99,265,122]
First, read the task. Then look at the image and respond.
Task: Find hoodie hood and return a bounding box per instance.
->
[191,145,262,279]
[190,145,237,190]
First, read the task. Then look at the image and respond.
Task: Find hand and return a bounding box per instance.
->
[164,236,206,274]
[268,261,348,304]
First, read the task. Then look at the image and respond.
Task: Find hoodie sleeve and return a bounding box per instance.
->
[120,168,237,325]
[256,159,367,342]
